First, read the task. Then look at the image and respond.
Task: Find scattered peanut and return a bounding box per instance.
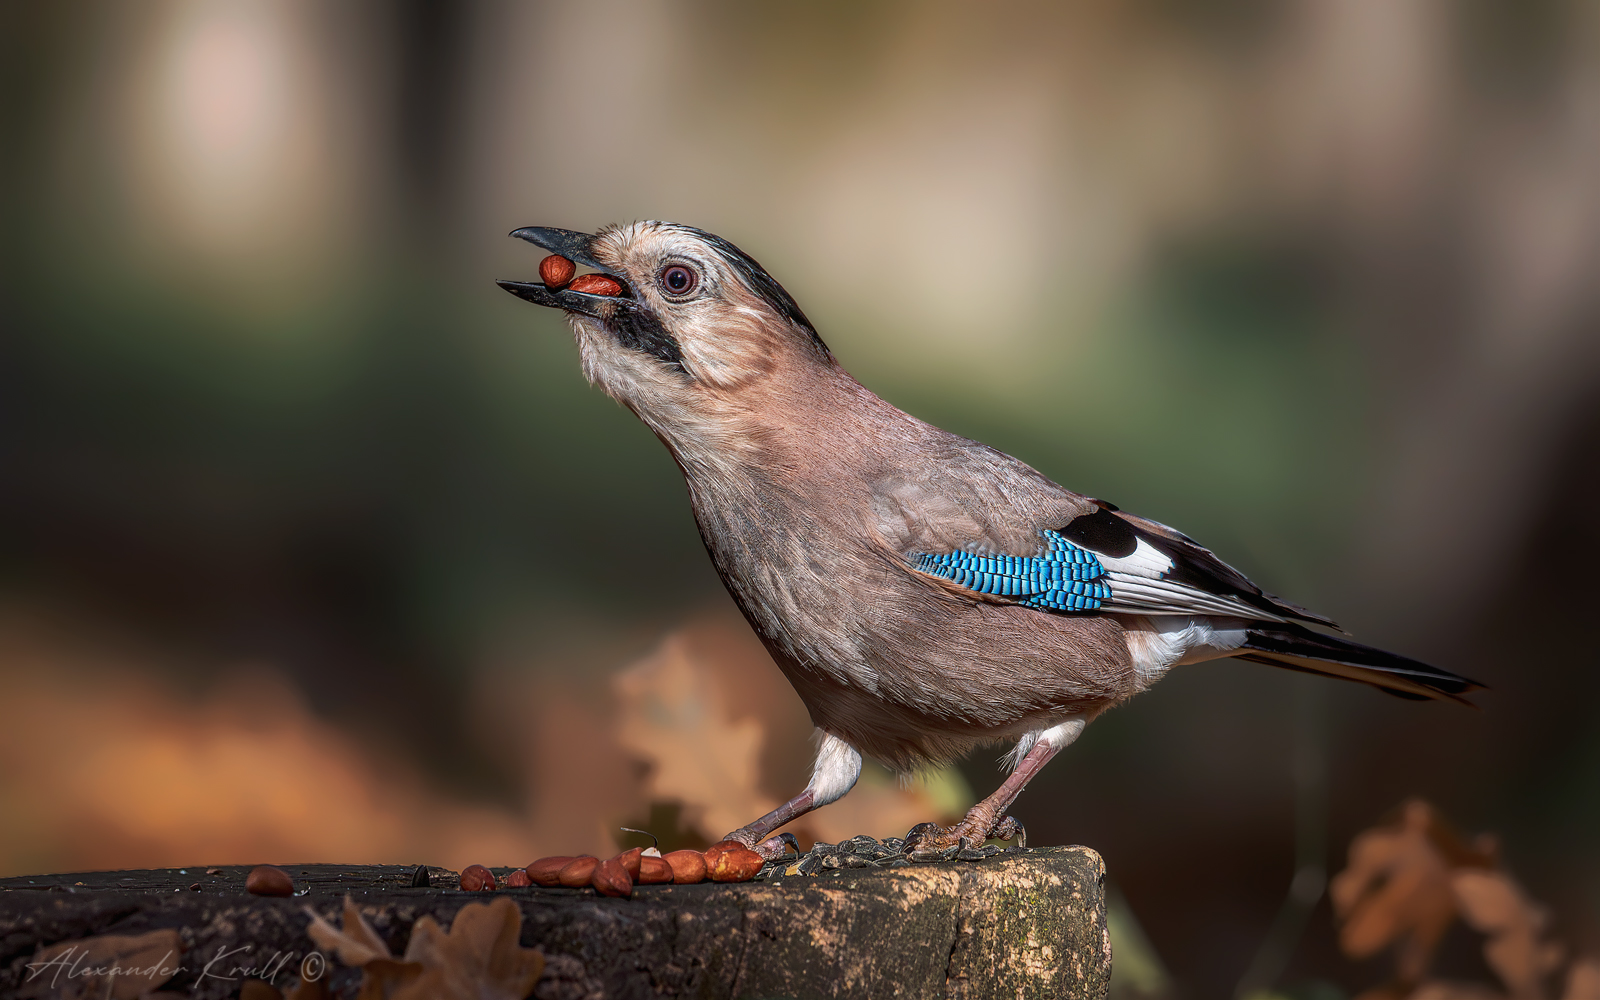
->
[615,847,644,879]
[526,836,766,892]
[638,856,674,884]
[459,865,497,891]
[539,254,576,289]
[663,849,708,884]
[557,856,599,888]
[704,841,764,883]
[526,856,575,887]
[245,865,294,897]
[567,273,623,296]
[590,857,633,898]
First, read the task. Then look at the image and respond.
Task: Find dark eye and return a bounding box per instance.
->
[658,264,698,296]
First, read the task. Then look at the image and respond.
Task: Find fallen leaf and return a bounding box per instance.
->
[305,895,393,967]
[396,896,545,1000]
[1565,958,1600,999]
[355,958,425,1000]
[1451,869,1562,1000]
[305,894,543,1000]
[19,928,183,999]
[286,973,334,1000]
[1331,799,1459,982]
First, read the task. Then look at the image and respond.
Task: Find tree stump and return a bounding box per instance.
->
[0,845,1110,999]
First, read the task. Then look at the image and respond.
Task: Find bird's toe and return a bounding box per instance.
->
[902,822,964,861]
[753,832,800,860]
[903,813,1027,860]
[990,815,1026,848]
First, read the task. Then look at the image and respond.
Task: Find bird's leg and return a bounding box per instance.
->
[903,716,1088,860]
[723,732,862,859]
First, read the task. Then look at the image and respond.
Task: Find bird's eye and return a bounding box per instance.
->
[658,264,699,297]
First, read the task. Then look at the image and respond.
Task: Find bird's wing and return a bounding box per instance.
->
[902,496,1338,629]
[1058,503,1338,627]
[865,429,1336,628]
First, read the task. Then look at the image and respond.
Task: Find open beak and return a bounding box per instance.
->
[496,227,631,318]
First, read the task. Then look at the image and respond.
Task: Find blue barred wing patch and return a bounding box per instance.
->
[914,529,1112,612]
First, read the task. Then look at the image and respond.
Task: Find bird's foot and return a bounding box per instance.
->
[902,814,1026,861]
[723,828,801,861]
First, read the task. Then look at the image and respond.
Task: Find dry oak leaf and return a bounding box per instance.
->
[19,928,183,999]
[305,895,393,967]
[397,896,545,1000]
[304,896,423,999]
[1451,869,1563,1000]
[305,893,544,1000]
[1331,800,1463,983]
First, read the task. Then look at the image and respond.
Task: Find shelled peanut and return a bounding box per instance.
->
[521,837,767,896]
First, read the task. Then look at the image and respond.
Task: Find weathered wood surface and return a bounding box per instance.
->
[0,846,1111,999]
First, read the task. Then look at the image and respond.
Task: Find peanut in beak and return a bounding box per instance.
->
[539,254,576,289]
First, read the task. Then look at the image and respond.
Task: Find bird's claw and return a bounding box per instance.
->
[753,832,801,860]
[902,815,1026,860]
[990,815,1026,848]
[723,826,800,861]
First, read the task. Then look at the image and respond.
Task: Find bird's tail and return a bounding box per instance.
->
[1233,623,1483,705]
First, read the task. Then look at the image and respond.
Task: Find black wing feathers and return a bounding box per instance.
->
[1060,507,1341,628]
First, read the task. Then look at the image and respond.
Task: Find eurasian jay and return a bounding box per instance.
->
[498,222,1480,860]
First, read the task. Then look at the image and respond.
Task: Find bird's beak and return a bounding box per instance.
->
[496,227,632,318]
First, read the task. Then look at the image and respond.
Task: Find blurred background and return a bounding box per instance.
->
[2,0,1598,996]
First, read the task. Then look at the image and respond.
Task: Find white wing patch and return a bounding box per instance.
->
[1094,537,1174,577]
[1094,538,1288,621]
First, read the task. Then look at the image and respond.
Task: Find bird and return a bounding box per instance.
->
[498,221,1481,860]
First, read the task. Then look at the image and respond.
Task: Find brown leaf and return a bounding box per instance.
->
[19,928,183,999]
[1331,799,1459,982]
[305,895,393,967]
[1451,869,1562,1000]
[354,958,425,1000]
[395,896,545,1000]
[285,973,334,1000]
[1565,958,1600,1000]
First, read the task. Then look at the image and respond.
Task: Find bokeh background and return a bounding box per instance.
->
[3,1,1598,996]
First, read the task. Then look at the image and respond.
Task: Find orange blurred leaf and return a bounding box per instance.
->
[394,896,545,1000]
[1451,869,1562,1000]
[1565,958,1600,1000]
[307,894,543,1000]
[1331,800,1459,982]
[305,895,393,967]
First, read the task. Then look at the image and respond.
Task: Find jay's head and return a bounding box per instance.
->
[498,223,832,444]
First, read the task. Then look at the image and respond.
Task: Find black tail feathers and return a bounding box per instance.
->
[1236,624,1484,705]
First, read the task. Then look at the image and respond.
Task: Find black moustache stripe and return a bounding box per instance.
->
[609,302,686,372]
